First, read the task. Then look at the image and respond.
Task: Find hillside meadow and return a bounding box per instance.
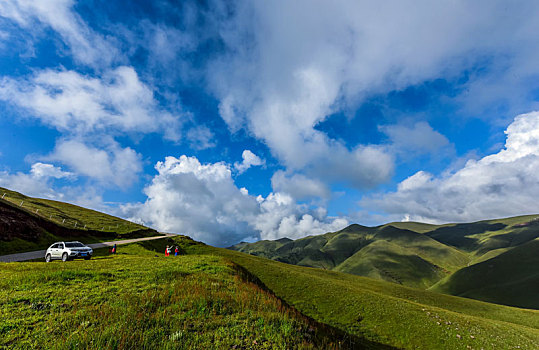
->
[1,235,537,349]
[0,238,343,349]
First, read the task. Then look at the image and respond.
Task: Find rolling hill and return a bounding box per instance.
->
[230,215,539,308]
[0,189,537,349]
[0,187,160,255]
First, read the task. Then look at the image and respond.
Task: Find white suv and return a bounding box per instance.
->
[45,241,93,262]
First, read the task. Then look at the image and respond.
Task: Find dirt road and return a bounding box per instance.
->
[0,234,174,262]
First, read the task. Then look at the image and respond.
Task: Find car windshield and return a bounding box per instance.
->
[65,242,85,248]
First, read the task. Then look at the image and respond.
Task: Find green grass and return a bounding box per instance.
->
[215,246,539,350]
[0,187,161,255]
[0,187,147,234]
[230,215,539,307]
[2,236,538,349]
[0,237,342,349]
[231,224,472,289]
[431,239,539,309]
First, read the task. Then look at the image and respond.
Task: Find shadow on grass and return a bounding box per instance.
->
[232,263,400,350]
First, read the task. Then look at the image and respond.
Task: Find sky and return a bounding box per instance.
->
[1,0,539,247]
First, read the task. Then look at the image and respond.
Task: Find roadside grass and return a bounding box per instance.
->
[0,238,342,349]
[212,245,539,350]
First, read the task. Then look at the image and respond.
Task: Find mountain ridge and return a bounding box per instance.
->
[229,215,539,309]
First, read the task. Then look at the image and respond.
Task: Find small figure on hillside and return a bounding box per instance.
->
[112,244,117,254]
[165,245,171,257]
[174,246,179,256]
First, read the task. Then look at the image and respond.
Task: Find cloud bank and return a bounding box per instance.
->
[124,155,347,246]
[362,111,539,223]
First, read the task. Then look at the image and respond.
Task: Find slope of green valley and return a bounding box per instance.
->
[3,235,537,349]
[431,238,539,309]
[0,187,160,255]
[230,215,539,308]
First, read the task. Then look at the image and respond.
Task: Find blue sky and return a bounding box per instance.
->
[1,0,539,246]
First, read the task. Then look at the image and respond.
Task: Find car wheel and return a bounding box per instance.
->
[45,254,51,263]
[62,253,69,262]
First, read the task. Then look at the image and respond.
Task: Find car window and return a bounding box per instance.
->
[65,242,84,248]
[58,244,64,249]
[51,244,59,249]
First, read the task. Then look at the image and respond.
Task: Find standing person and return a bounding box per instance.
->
[112,244,117,254]
[174,246,179,256]
[165,245,170,257]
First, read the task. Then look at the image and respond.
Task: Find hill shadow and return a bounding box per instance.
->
[426,222,507,250]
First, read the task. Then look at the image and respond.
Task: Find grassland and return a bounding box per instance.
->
[1,235,538,349]
[0,187,146,234]
[0,187,160,255]
[230,215,539,308]
[215,246,539,350]
[0,237,343,349]
[431,238,539,309]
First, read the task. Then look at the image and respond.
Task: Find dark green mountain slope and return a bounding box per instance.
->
[430,238,539,309]
[230,215,539,307]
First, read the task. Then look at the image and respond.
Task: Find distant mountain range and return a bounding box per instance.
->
[229,216,539,309]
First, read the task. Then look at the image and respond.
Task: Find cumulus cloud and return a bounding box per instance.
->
[0,0,119,67]
[0,66,182,140]
[46,139,143,189]
[124,155,347,246]
[30,162,74,179]
[361,111,539,223]
[0,162,73,199]
[234,150,264,174]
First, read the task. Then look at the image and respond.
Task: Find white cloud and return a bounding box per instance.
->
[0,0,119,67]
[46,139,143,189]
[379,122,450,156]
[361,111,539,223]
[123,155,347,246]
[271,171,330,200]
[234,150,264,174]
[206,1,539,187]
[0,162,74,199]
[0,66,182,140]
[30,162,74,179]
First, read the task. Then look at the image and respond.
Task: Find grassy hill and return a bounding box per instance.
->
[431,238,539,309]
[2,235,537,349]
[0,237,344,349]
[0,187,160,255]
[230,215,539,308]
[216,245,539,350]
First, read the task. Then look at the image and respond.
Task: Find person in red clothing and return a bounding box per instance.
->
[174,246,179,256]
[165,245,170,257]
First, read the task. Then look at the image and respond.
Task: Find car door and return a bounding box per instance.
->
[48,243,57,258]
[56,243,64,258]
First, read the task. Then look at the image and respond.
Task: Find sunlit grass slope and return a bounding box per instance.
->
[0,187,159,254]
[0,187,146,234]
[431,238,539,309]
[0,237,342,349]
[215,246,539,350]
